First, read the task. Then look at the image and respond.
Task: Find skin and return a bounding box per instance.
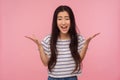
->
[25,11,100,66]
[79,33,100,60]
[25,34,49,66]
[57,11,70,40]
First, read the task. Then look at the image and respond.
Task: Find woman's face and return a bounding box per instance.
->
[57,11,70,35]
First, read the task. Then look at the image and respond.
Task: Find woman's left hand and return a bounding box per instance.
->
[84,33,100,46]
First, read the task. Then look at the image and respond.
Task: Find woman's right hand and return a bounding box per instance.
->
[25,34,41,47]
[25,35,49,66]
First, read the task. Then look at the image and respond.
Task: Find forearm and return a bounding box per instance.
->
[80,44,88,61]
[38,45,49,66]
[79,33,100,61]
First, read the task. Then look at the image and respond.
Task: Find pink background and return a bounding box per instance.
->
[1,0,120,80]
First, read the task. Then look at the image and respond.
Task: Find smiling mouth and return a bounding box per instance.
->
[61,26,67,29]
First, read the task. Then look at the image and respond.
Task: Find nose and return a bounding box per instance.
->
[62,20,65,25]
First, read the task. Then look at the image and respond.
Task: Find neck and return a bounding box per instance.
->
[59,33,70,40]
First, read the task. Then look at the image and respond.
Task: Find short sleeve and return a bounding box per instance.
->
[41,35,51,56]
[78,35,85,53]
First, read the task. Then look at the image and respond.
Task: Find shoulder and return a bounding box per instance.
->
[42,34,51,44]
[77,34,85,41]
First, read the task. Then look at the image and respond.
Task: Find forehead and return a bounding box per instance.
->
[57,11,69,17]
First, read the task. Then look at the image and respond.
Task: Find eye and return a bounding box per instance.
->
[66,18,70,20]
[65,17,70,20]
[57,18,62,20]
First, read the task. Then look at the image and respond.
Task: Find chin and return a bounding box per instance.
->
[61,31,68,34]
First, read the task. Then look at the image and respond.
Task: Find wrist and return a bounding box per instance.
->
[38,44,42,50]
[37,42,41,47]
[83,44,88,49]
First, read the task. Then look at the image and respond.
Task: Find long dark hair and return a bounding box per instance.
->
[48,5,82,73]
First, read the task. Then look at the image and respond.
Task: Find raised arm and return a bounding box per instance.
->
[80,33,100,61]
[25,35,49,66]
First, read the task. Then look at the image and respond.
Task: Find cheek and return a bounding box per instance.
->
[66,20,70,25]
[67,21,70,28]
[57,21,61,29]
[57,21,61,26]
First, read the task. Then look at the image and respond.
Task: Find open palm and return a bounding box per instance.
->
[25,35,41,47]
[85,33,100,46]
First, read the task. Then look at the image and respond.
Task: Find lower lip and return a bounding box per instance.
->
[62,28,67,31]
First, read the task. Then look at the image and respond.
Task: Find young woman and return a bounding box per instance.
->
[25,5,99,80]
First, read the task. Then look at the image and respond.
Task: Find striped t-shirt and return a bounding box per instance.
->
[41,34,85,78]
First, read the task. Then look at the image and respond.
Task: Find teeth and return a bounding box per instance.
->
[61,26,67,29]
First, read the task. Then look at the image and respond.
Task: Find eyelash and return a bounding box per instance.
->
[58,19,62,20]
[58,18,70,20]
[66,19,70,20]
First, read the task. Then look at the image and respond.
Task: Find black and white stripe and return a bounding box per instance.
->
[41,34,85,78]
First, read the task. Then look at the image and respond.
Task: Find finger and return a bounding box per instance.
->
[25,36,31,39]
[25,36,32,39]
[91,33,100,39]
[25,36,35,42]
[32,34,37,40]
[32,34,40,42]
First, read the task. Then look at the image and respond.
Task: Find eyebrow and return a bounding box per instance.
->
[57,16,69,18]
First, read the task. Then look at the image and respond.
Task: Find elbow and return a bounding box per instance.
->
[42,61,48,67]
[43,63,48,66]
[41,56,49,66]
[80,54,85,61]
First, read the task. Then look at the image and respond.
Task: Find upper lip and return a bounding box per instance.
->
[61,26,67,28]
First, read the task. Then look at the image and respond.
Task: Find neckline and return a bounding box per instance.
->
[58,38,70,41]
